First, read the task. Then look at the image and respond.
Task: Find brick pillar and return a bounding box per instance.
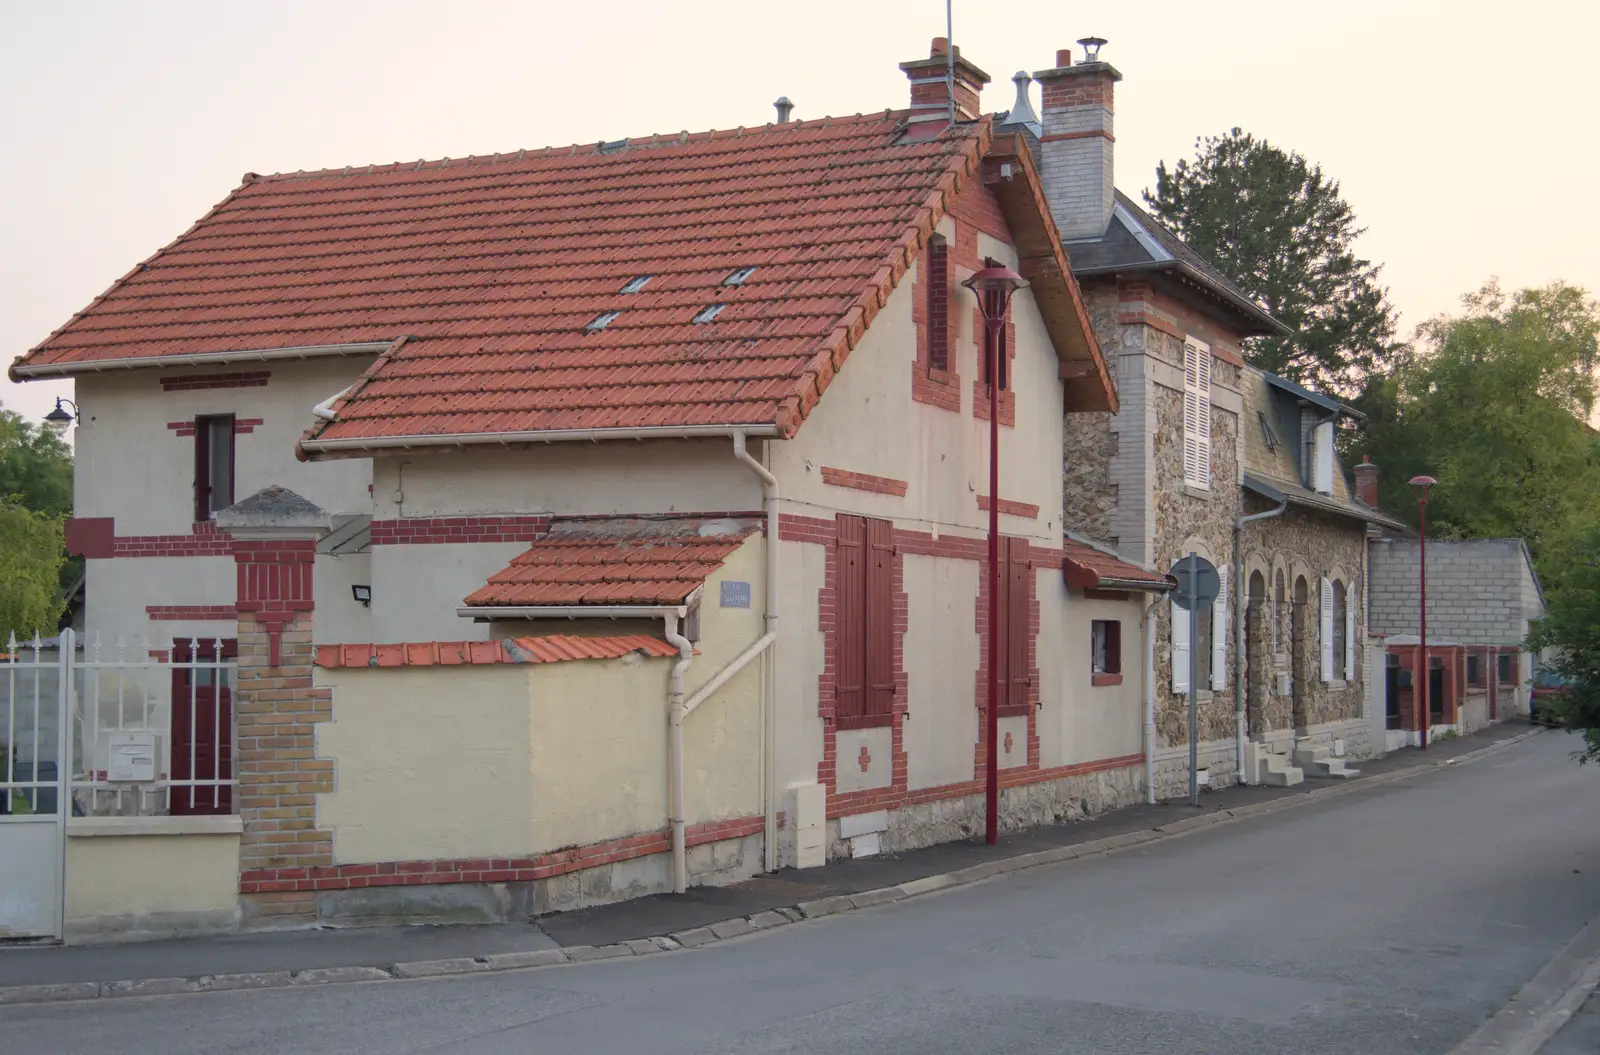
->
[215,486,332,927]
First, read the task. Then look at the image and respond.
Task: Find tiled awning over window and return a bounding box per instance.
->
[1061,539,1173,592]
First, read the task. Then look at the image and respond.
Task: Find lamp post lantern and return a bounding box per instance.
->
[962,263,1027,845]
[1409,475,1436,750]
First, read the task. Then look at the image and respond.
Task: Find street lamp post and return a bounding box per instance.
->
[962,263,1027,846]
[1409,475,1436,750]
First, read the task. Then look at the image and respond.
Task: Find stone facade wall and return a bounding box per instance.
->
[1239,503,1367,739]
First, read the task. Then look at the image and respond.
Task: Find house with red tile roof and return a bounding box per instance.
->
[10,39,1192,933]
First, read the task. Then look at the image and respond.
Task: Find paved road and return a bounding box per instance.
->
[5,732,1597,1054]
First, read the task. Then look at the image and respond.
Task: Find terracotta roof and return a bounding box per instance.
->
[13,112,1113,441]
[1061,538,1172,592]
[314,635,680,669]
[463,527,756,608]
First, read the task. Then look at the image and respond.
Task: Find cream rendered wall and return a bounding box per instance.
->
[315,666,536,864]
[66,831,240,936]
[774,536,828,807]
[82,554,236,647]
[314,552,374,644]
[904,553,980,790]
[73,358,375,534]
[372,440,763,519]
[369,541,529,643]
[1049,593,1145,766]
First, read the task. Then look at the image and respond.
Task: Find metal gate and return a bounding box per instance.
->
[0,630,72,942]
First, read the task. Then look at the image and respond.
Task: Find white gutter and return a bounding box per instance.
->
[10,341,393,379]
[1142,593,1163,804]
[303,423,782,455]
[456,600,694,621]
[664,613,695,894]
[1234,497,1289,783]
[731,431,782,873]
[312,386,353,422]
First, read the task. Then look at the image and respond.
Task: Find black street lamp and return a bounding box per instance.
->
[1409,475,1436,750]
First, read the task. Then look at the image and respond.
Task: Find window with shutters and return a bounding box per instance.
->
[834,515,897,729]
[194,414,236,522]
[1171,601,1213,693]
[1332,580,1348,680]
[1182,338,1212,490]
[1312,420,1335,494]
[1319,577,1336,682]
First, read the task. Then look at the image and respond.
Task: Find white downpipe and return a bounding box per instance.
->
[732,431,781,873]
[664,613,694,895]
[1142,594,1162,805]
[684,633,776,718]
[1235,498,1289,783]
[312,386,353,422]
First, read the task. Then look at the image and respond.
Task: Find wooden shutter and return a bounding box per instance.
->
[835,516,867,721]
[1344,585,1357,682]
[1210,564,1229,691]
[927,238,949,372]
[1320,577,1335,682]
[1171,601,1191,693]
[1105,620,1122,675]
[864,518,896,718]
[1006,537,1031,710]
[1183,339,1212,489]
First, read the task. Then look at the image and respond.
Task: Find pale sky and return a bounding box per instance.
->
[3,0,1595,426]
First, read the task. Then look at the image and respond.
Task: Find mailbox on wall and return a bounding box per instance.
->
[107,732,157,783]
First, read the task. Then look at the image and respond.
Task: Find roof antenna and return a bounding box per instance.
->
[774,96,794,123]
[946,0,955,123]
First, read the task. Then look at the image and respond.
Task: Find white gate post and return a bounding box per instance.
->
[56,627,74,940]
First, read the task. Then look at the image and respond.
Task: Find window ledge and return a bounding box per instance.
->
[836,713,894,731]
[1091,673,1124,687]
[1181,484,1212,501]
[68,814,242,838]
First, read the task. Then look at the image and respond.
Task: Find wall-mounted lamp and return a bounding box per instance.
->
[43,397,78,437]
[351,584,372,608]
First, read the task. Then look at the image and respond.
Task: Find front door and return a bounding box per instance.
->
[169,638,236,816]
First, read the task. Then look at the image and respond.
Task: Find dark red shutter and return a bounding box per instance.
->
[194,422,211,523]
[865,518,896,717]
[835,516,867,722]
[1106,620,1122,675]
[927,239,949,372]
[169,638,237,816]
[1006,538,1031,711]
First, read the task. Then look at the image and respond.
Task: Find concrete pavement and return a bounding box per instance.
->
[2,728,1596,1054]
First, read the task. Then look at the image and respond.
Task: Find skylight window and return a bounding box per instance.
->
[722,266,758,287]
[620,275,651,294]
[585,310,621,333]
[692,304,727,324]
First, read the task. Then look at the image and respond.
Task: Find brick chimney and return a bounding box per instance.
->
[1354,455,1380,507]
[900,38,990,141]
[1033,42,1122,239]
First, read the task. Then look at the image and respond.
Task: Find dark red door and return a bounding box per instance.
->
[170,638,236,815]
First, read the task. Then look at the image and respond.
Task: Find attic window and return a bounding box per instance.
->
[1258,412,1278,453]
[584,311,621,333]
[722,266,758,287]
[692,304,727,324]
[619,276,651,294]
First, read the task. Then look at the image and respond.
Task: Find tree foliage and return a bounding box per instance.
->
[1527,522,1600,763]
[0,403,72,635]
[1354,280,1600,578]
[1144,128,1402,392]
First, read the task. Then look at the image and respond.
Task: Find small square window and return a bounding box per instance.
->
[619,276,651,294]
[692,303,727,323]
[1498,653,1513,684]
[584,310,621,333]
[722,266,757,286]
[1092,620,1122,675]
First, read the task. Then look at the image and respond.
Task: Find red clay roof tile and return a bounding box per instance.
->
[1061,539,1173,592]
[314,635,678,668]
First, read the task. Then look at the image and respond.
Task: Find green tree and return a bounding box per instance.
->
[1355,280,1600,577]
[1527,522,1600,762]
[0,405,72,517]
[0,501,65,637]
[1144,128,1402,392]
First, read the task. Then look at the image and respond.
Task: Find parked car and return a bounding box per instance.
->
[1530,669,1571,725]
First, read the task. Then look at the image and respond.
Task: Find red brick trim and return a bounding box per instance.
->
[977,495,1040,519]
[971,310,1017,427]
[829,752,1144,819]
[820,467,909,497]
[1039,129,1116,143]
[912,238,962,412]
[370,516,552,546]
[167,420,196,437]
[146,605,237,621]
[1091,673,1123,687]
[162,371,270,392]
[239,814,766,893]
[234,418,263,434]
[112,528,235,558]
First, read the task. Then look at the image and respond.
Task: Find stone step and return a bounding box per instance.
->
[1306,757,1360,779]
[1259,763,1304,787]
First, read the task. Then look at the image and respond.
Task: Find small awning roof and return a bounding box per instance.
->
[1062,538,1173,592]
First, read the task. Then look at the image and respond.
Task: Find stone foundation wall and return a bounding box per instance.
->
[1255,718,1374,762]
[1152,738,1241,799]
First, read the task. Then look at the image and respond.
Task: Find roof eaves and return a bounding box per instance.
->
[1244,472,1407,531]
[300,422,782,461]
[11,341,395,381]
[1260,369,1363,420]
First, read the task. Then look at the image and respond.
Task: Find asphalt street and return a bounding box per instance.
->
[4,731,1597,1055]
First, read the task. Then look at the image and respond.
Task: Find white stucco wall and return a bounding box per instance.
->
[369,541,528,643]
[904,554,980,790]
[82,555,236,648]
[314,552,374,645]
[1050,593,1146,766]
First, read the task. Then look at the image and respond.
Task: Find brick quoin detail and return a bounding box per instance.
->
[111,522,235,558]
[369,516,552,546]
[977,495,1040,519]
[238,816,767,894]
[167,418,263,437]
[162,371,271,392]
[912,237,962,412]
[146,605,237,621]
[1115,278,1246,367]
[819,467,909,497]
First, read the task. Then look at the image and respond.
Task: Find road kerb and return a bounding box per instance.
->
[0,728,1541,1007]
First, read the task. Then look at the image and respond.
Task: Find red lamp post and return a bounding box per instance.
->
[962,263,1028,845]
[1409,475,1436,750]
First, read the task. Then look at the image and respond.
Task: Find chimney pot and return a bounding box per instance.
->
[931,36,949,56]
[773,96,794,123]
[1055,48,1073,67]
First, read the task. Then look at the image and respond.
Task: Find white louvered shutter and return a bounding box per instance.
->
[1171,602,1191,693]
[1211,565,1229,691]
[1320,578,1335,682]
[1183,339,1212,490]
[1344,585,1357,681]
[1313,421,1335,494]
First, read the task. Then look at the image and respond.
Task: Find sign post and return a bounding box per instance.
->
[1169,553,1220,808]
